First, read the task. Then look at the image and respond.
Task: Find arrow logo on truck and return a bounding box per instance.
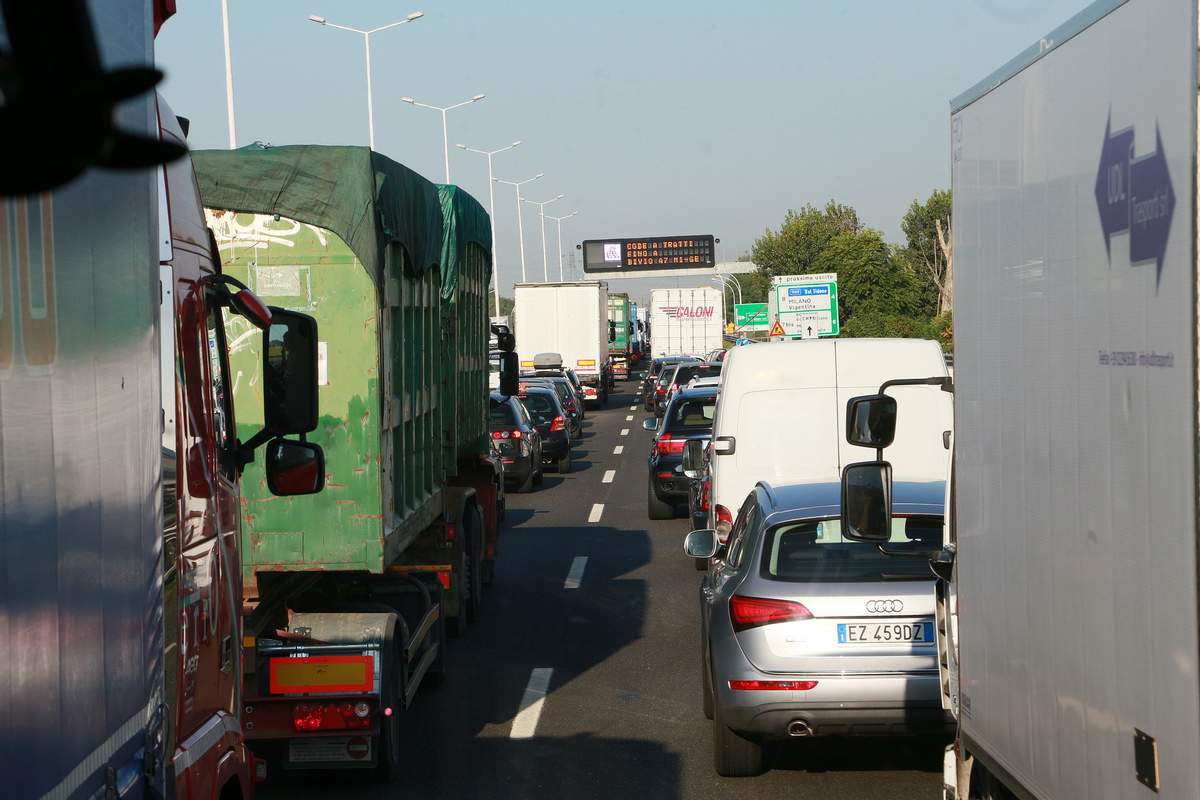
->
[1095,111,1175,285]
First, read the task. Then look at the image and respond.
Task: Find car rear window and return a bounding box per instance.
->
[520,391,558,422]
[675,363,721,385]
[761,516,942,582]
[668,398,715,429]
[490,401,517,427]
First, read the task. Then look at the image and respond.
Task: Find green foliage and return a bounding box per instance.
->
[900,189,952,316]
[498,296,515,317]
[751,201,862,277]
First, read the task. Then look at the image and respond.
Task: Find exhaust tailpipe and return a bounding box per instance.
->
[787,720,812,737]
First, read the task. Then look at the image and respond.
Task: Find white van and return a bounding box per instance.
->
[706,338,951,536]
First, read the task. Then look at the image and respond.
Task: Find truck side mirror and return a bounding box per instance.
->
[490,323,516,352]
[608,321,616,343]
[499,352,520,397]
[265,438,326,496]
[264,308,320,435]
[682,439,705,476]
[845,394,897,449]
[840,461,893,543]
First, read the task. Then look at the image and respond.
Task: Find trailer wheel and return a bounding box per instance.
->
[374,620,403,782]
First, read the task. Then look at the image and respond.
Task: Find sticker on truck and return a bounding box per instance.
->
[288,735,373,764]
[269,655,375,695]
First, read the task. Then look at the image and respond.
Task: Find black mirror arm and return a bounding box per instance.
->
[875,544,935,560]
[869,376,954,458]
[235,427,276,472]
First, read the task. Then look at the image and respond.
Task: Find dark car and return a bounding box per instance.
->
[517,385,574,473]
[657,361,723,416]
[490,392,543,492]
[646,387,717,520]
[522,376,583,438]
[642,355,699,411]
[526,367,587,420]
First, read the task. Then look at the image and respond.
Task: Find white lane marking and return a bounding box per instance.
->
[510,668,554,739]
[588,503,604,523]
[620,428,629,436]
[613,446,624,455]
[564,556,588,589]
[602,470,616,484]
[625,415,633,421]
[630,405,637,411]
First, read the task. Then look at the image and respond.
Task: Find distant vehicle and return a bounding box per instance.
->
[514,281,613,405]
[660,361,723,413]
[687,375,722,391]
[516,384,574,474]
[706,339,951,541]
[644,387,717,521]
[521,375,583,438]
[684,480,952,777]
[649,287,724,357]
[641,355,699,410]
[524,354,587,420]
[490,392,544,491]
[608,292,636,380]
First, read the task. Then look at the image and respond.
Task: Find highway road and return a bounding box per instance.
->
[260,387,945,799]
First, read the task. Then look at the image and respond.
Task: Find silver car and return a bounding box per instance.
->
[685,480,952,776]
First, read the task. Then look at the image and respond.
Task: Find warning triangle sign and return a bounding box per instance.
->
[769,319,786,337]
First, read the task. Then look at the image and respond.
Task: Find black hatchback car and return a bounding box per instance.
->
[517,385,574,474]
[646,386,717,519]
[655,360,722,416]
[642,356,699,411]
[490,392,543,492]
[521,376,583,438]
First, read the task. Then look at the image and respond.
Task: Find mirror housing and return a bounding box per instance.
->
[840,461,893,543]
[682,439,705,475]
[641,418,658,431]
[265,438,326,496]
[845,394,897,450]
[499,352,520,397]
[713,435,736,456]
[608,320,616,343]
[683,529,719,559]
[263,308,320,435]
[490,323,516,353]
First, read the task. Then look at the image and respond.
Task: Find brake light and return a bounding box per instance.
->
[293,702,373,732]
[656,432,686,455]
[729,595,813,632]
[491,429,523,440]
[716,504,733,525]
[728,680,818,691]
[655,386,666,395]
[550,415,565,432]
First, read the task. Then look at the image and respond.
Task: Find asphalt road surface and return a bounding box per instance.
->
[261,387,945,800]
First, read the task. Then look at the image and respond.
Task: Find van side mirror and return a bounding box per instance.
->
[845,394,897,449]
[499,352,520,397]
[713,435,736,456]
[265,438,326,496]
[682,439,705,476]
[840,461,893,543]
[683,529,719,559]
[264,308,319,435]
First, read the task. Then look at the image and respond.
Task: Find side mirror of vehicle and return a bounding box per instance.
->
[641,418,658,431]
[682,439,705,475]
[608,321,616,343]
[490,323,516,353]
[845,394,897,450]
[499,352,520,397]
[713,435,736,456]
[683,529,719,559]
[840,461,893,543]
[263,308,320,435]
[265,438,326,496]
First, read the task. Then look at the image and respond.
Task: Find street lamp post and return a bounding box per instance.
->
[456,141,522,316]
[220,0,236,148]
[544,211,578,281]
[400,95,486,183]
[523,195,564,281]
[308,11,424,151]
[494,174,543,283]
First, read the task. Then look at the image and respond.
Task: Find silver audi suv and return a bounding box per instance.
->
[685,479,953,776]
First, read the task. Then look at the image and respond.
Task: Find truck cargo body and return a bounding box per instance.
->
[513,281,611,404]
[608,292,633,379]
[196,145,498,776]
[945,1,1199,796]
[649,287,723,357]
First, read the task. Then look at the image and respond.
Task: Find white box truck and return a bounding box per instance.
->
[649,287,724,357]
[839,1,1200,797]
[513,281,612,405]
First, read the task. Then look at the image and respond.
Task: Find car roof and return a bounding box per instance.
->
[757,480,945,524]
[675,386,718,400]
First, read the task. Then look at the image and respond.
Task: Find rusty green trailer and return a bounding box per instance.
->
[193,144,499,775]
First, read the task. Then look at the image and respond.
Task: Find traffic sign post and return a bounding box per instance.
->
[734,302,770,331]
[767,273,839,338]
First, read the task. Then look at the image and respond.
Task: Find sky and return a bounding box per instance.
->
[156,0,1085,303]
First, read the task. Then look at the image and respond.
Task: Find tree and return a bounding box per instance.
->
[900,189,952,315]
[751,201,861,278]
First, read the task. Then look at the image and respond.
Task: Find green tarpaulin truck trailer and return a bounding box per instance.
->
[608,292,634,380]
[194,144,503,778]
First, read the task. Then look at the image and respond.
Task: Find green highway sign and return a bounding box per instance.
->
[734,302,770,331]
[768,273,839,338]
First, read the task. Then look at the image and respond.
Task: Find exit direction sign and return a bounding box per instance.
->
[768,273,839,338]
[734,303,769,331]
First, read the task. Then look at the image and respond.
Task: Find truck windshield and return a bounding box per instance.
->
[761,516,942,583]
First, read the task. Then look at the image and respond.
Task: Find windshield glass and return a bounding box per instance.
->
[762,516,942,582]
[669,397,716,429]
[521,392,558,423]
[489,401,517,428]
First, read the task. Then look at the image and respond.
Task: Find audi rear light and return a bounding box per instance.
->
[729,595,813,632]
[550,415,565,432]
[656,432,686,455]
[728,679,818,691]
[715,504,734,539]
[292,702,373,732]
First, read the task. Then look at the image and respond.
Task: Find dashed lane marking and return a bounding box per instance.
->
[602,470,616,483]
[564,556,588,589]
[620,428,629,436]
[613,446,624,455]
[588,503,605,523]
[510,668,553,738]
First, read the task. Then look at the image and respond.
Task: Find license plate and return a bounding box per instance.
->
[837,621,934,644]
[288,735,373,764]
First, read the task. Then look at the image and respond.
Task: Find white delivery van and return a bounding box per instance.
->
[707,338,950,535]
[649,287,724,357]
[513,281,612,405]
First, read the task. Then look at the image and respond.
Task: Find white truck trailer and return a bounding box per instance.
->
[513,281,612,405]
[840,1,1200,797]
[649,287,724,357]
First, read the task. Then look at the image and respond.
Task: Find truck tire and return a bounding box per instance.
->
[712,697,764,777]
[375,622,403,781]
[647,482,674,520]
[557,451,571,474]
[466,506,484,624]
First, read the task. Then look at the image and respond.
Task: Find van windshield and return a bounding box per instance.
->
[761,516,942,582]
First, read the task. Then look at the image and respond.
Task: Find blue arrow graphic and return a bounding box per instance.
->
[1095,111,1175,286]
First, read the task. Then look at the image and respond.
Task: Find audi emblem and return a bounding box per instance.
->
[865,599,904,614]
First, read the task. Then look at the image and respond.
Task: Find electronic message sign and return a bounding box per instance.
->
[582,235,715,273]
